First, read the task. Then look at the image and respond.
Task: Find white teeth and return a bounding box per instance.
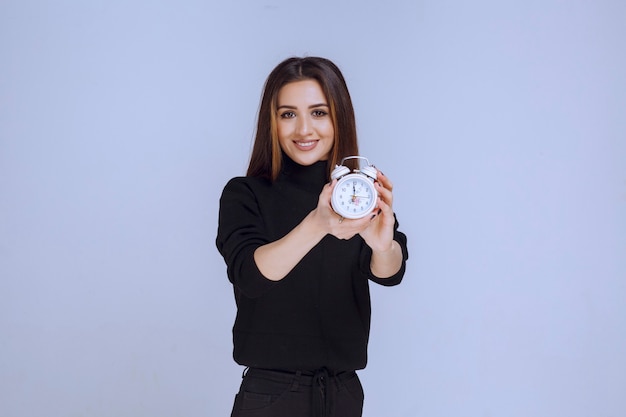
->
[296,141,315,147]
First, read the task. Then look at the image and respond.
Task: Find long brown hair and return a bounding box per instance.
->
[246,57,359,180]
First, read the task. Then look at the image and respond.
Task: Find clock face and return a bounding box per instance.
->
[331,174,378,219]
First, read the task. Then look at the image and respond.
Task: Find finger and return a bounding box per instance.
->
[374,191,396,223]
[319,179,336,204]
[342,214,374,228]
[375,181,393,207]
[376,171,393,192]
[326,178,337,192]
[376,196,392,215]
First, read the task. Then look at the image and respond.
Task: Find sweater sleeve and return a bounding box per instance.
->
[216,177,276,298]
[359,215,409,286]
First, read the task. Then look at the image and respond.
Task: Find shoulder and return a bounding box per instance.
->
[222,175,271,189]
[220,176,272,199]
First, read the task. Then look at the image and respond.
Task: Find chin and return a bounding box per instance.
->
[291,153,328,166]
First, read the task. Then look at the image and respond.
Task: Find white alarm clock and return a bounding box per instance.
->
[330,156,379,219]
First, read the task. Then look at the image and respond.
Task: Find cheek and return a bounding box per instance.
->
[320,121,335,140]
[276,123,285,139]
[276,122,291,143]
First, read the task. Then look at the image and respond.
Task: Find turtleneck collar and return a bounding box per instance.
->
[278,154,329,192]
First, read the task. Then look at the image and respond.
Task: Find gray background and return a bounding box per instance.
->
[1,1,625,416]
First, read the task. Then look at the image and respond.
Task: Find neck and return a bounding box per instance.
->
[279,155,329,192]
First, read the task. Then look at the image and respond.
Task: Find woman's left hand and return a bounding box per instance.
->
[359,171,396,252]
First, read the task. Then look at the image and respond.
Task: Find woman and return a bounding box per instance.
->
[216,56,408,417]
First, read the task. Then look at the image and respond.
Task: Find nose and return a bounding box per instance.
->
[296,115,312,136]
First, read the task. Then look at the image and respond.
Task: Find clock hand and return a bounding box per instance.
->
[350,183,358,203]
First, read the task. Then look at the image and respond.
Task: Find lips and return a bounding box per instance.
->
[293,140,318,150]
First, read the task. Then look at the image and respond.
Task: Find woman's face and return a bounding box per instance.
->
[276,79,335,166]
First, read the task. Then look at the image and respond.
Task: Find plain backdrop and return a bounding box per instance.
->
[1,1,625,416]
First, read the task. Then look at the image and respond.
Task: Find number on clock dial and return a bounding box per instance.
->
[337,178,373,214]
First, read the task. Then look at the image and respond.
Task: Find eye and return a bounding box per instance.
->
[280,111,296,119]
[312,109,328,117]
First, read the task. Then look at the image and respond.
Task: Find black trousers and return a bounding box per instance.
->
[230,368,364,417]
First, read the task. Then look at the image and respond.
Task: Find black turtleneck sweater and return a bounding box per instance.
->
[216,157,408,372]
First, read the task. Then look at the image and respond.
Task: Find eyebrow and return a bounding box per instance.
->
[277,103,329,110]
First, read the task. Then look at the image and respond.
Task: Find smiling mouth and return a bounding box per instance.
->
[294,140,318,149]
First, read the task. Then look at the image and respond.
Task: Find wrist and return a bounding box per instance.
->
[303,209,330,241]
[373,240,397,255]
[370,240,402,279]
